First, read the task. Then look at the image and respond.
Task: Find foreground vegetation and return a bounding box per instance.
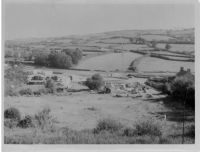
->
[4,107,194,144]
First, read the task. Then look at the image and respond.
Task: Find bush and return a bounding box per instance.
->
[94,118,123,133]
[19,88,33,96]
[17,115,33,128]
[34,88,52,95]
[33,90,41,96]
[4,119,18,128]
[45,79,56,93]
[165,43,171,50]
[4,64,27,84]
[134,119,162,137]
[34,108,56,132]
[122,127,136,137]
[186,124,195,138]
[85,74,104,91]
[4,86,18,97]
[4,107,21,121]
[4,65,28,96]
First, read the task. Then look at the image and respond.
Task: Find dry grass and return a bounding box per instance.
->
[4,112,195,144]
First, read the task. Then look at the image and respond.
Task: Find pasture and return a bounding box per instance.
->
[157,43,194,54]
[141,34,176,41]
[137,56,194,73]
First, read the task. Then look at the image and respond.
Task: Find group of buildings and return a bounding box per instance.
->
[26,69,86,90]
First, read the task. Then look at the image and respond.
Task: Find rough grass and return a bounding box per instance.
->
[4,127,194,144]
[4,114,195,144]
[94,118,123,133]
[134,119,162,136]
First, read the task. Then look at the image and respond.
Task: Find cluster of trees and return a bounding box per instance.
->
[169,73,194,108]
[147,72,195,109]
[34,48,82,69]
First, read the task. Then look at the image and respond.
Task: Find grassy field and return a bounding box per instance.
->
[141,34,176,41]
[4,89,194,144]
[156,43,194,54]
[99,37,131,44]
[111,44,153,51]
[137,56,194,73]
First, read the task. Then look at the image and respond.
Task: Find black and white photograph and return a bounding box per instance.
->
[2,0,196,146]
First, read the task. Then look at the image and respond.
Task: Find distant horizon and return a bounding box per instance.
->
[4,3,195,40]
[5,27,195,41]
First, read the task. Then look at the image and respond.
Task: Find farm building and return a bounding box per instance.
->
[130,37,145,44]
[26,70,73,89]
[27,74,46,85]
[176,67,192,77]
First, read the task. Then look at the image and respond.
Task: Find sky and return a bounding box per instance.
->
[4,1,195,40]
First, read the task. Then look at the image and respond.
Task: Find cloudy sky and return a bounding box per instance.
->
[4,1,195,40]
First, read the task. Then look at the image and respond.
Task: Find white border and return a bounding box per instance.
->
[1,0,200,152]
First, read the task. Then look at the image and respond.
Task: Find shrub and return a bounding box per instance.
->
[19,88,33,96]
[4,107,21,121]
[35,88,52,95]
[34,108,56,132]
[85,74,104,91]
[4,65,28,96]
[4,119,18,128]
[151,41,157,48]
[165,43,171,50]
[5,50,13,58]
[4,64,27,84]
[33,90,41,96]
[4,86,18,97]
[45,79,56,93]
[122,127,136,137]
[134,119,162,136]
[17,115,33,128]
[94,118,123,133]
[186,124,195,138]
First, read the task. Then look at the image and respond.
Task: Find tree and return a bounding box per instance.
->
[169,74,194,108]
[5,50,13,58]
[45,79,56,93]
[151,41,157,48]
[48,51,72,69]
[62,48,82,64]
[85,74,104,91]
[165,43,171,50]
[34,53,49,66]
